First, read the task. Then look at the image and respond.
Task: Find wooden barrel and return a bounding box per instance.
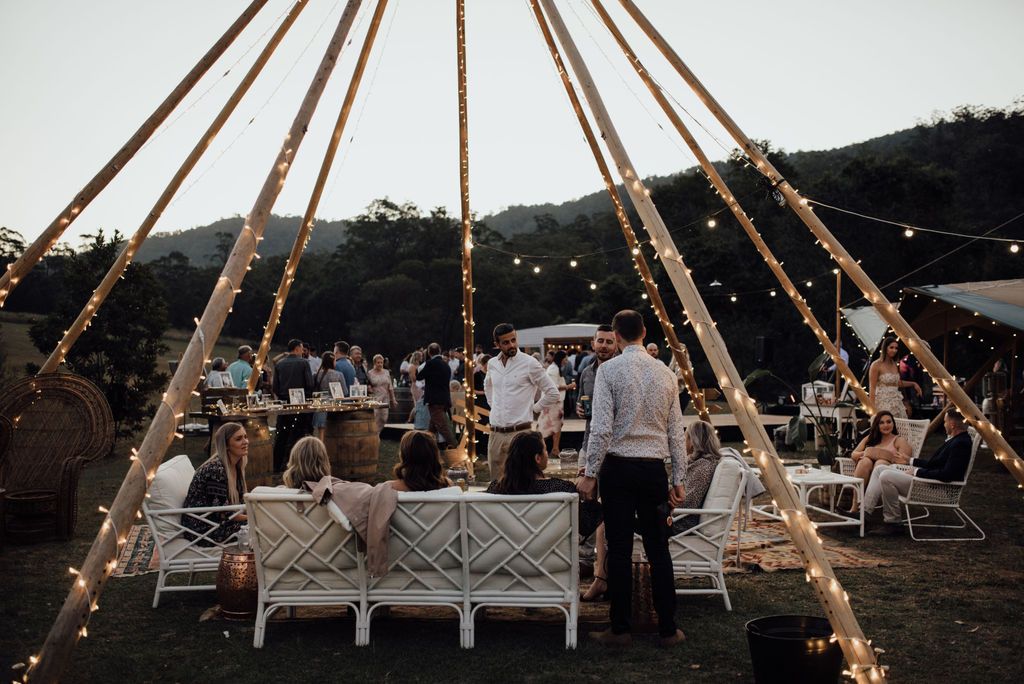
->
[324,409,380,481]
[394,386,414,422]
[207,415,274,487]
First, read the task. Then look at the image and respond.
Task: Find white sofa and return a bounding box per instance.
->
[244,487,580,648]
[142,454,245,608]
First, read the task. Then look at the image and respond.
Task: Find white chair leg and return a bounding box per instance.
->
[253,602,266,648]
[567,601,578,649]
[720,571,732,611]
[152,570,166,608]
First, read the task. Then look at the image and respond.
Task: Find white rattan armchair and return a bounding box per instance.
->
[895,428,985,541]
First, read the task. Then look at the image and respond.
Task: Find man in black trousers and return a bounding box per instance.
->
[419,342,458,452]
[271,338,314,472]
[578,310,687,647]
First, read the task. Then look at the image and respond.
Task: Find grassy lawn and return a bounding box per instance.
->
[2,432,1023,683]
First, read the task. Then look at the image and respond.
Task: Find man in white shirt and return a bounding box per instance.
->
[484,323,560,479]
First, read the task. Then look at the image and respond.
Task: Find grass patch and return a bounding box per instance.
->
[1,434,1023,682]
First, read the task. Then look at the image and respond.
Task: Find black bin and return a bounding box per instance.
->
[746,615,843,684]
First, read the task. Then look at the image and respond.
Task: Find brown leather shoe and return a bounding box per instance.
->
[659,629,686,647]
[589,629,632,647]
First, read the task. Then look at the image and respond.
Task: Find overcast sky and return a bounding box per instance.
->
[1,0,1021,247]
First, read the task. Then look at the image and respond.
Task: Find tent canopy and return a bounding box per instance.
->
[841,305,893,351]
[900,280,1024,340]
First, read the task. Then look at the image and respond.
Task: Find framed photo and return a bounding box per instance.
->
[216,399,228,415]
[329,381,345,400]
[288,388,306,405]
[246,393,259,409]
[350,384,367,398]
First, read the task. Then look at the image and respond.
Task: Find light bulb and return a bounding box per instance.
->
[513,256,521,265]
[631,247,640,256]
[707,219,717,228]
[533,265,541,274]
[730,295,737,302]
[1012,243,1020,254]
[589,282,597,290]
[641,293,648,300]
[806,281,813,287]
[904,228,914,238]
[569,258,578,268]
[770,290,777,297]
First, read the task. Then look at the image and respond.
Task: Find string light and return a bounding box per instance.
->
[513,255,521,265]
[707,218,716,228]
[1012,243,1020,254]
[533,265,541,274]
[903,228,914,238]
[569,258,578,267]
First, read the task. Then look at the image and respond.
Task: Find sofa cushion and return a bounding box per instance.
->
[147,455,195,537]
[699,459,743,538]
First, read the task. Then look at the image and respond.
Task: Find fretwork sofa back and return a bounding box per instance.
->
[245,487,580,648]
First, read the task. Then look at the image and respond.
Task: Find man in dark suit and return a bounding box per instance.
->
[870,410,973,535]
[271,338,314,472]
[419,342,457,452]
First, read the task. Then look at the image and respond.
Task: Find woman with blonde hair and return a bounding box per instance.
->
[182,422,249,544]
[283,436,332,489]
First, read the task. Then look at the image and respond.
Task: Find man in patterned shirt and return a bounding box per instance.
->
[578,309,687,647]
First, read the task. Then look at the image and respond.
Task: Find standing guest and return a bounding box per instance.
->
[228,345,254,389]
[869,410,974,536]
[579,309,686,647]
[368,353,398,433]
[306,344,321,375]
[399,353,412,386]
[870,336,921,419]
[313,352,347,440]
[539,350,574,455]
[473,343,485,364]
[408,351,425,405]
[646,342,660,360]
[386,430,453,492]
[272,339,315,472]
[350,345,369,387]
[667,344,694,415]
[420,342,458,452]
[485,323,560,480]
[182,422,248,544]
[561,350,577,414]
[333,340,357,388]
[205,357,233,388]
[473,354,490,412]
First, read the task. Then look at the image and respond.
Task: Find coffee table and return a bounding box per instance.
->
[752,466,864,537]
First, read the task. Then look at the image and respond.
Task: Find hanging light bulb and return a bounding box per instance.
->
[641,293,648,300]
[770,290,777,297]
[806,280,813,288]
[1011,243,1020,254]
[631,247,640,256]
[730,295,737,302]
[513,255,521,265]
[904,228,914,238]
[707,218,717,228]
[589,282,597,290]
[533,265,541,274]
[569,258,578,268]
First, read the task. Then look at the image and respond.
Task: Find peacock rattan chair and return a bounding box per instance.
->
[0,373,114,540]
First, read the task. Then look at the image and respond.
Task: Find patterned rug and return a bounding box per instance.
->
[113,525,160,577]
[722,518,889,573]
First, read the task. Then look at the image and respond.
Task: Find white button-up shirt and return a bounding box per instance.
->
[584,344,687,486]
[484,350,560,428]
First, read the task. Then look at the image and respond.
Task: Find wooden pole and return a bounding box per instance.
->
[836,270,842,397]
[535,2,881,681]
[526,0,710,423]
[39,0,312,375]
[0,0,269,308]
[249,0,390,391]
[589,0,871,414]
[455,0,478,465]
[25,5,364,681]
[619,0,1023,490]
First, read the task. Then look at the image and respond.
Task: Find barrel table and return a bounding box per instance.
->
[324,409,380,481]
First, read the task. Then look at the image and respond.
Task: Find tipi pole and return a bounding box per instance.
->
[0,0,270,308]
[39,0,312,375]
[25,4,364,681]
[535,2,882,680]
[589,0,872,413]
[249,0,390,391]
[619,0,1023,485]
[526,0,710,423]
[836,272,842,397]
[455,0,478,464]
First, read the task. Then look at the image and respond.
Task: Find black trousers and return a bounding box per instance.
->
[273,413,313,472]
[599,456,678,637]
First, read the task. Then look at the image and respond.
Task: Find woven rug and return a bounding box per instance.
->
[112,525,160,577]
[722,518,889,574]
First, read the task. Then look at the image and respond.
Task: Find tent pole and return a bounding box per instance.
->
[39,0,312,375]
[589,0,871,413]
[619,0,1023,487]
[535,2,881,680]
[249,0,391,391]
[525,0,710,422]
[836,272,842,397]
[0,0,270,308]
[25,4,364,681]
[455,0,478,465]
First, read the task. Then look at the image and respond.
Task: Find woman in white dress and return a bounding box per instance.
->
[539,350,574,454]
[869,336,921,419]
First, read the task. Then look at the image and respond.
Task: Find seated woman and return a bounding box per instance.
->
[386,430,453,492]
[182,422,249,544]
[849,410,911,514]
[486,430,602,539]
[282,435,332,489]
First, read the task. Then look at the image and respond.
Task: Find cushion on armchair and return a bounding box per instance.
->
[699,459,743,538]
[148,455,195,535]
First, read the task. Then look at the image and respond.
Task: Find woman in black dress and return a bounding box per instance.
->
[485,430,601,539]
[181,422,249,544]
